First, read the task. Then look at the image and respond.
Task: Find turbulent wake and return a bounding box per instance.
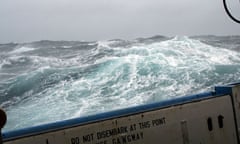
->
[0,35,240,131]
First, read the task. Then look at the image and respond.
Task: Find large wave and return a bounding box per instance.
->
[1,36,240,131]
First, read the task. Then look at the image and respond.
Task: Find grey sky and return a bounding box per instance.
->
[0,0,239,43]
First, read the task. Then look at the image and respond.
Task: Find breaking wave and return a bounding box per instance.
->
[1,36,240,131]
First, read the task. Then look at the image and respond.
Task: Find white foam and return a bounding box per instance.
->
[62,46,72,49]
[97,41,112,48]
[0,59,11,69]
[10,47,35,54]
[3,36,240,131]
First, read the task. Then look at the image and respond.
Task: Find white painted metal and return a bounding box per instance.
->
[231,84,240,140]
[4,95,238,144]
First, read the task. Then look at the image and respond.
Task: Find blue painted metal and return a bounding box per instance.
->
[215,86,233,95]
[2,84,237,141]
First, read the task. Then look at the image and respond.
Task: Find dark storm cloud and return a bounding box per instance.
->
[0,0,239,43]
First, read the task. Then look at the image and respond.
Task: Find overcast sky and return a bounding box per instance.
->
[0,0,239,43]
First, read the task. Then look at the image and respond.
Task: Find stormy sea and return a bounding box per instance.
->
[1,35,240,132]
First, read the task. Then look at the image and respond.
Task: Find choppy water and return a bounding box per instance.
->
[1,35,240,132]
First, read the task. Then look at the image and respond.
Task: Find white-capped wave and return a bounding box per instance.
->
[10,46,35,54]
[2,36,240,132]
